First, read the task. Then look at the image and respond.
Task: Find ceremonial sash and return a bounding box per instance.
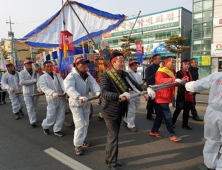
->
[107,68,128,93]
[158,67,175,78]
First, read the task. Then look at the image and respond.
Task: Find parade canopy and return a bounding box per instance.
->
[19,1,126,48]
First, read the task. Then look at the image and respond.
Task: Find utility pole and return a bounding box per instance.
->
[6,16,15,64]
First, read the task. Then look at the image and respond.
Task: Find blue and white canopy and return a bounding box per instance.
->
[19,1,126,48]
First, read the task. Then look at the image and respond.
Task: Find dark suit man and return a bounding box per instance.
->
[100,52,155,170]
[145,54,161,119]
[189,58,203,121]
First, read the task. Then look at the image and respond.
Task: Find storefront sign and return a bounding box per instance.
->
[211,43,222,57]
[201,55,211,66]
[111,22,179,37]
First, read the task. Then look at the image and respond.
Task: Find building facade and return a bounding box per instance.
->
[102,7,192,64]
[192,0,222,78]
[211,0,222,73]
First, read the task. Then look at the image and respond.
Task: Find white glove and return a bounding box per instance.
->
[95,91,100,96]
[119,92,130,100]
[33,79,37,83]
[52,93,59,98]
[79,96,88,103]
[147,87,155,100]
[37,87,42,93]
[9,87,15,93]
[175,79,182,83]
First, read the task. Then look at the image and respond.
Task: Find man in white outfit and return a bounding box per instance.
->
[64,56,100,156]
[124,60,143,132]
[185,72,222,170]
[1,62,25,120]
[38,61,66,137]
[19,60,39,127]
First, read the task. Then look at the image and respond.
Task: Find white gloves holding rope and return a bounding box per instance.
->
[119,87,156,101]
[147,87,156,100]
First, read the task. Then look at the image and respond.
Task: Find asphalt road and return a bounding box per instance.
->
[0,96,208,170]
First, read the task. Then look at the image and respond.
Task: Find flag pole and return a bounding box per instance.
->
[66,0,96,46]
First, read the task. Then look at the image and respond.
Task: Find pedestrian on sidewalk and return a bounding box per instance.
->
[145,54,161,120]
[172,59,193,130]
[189,58,203,121]
[64,56,100,156]
[1,62,25,119]
[150,57,185,142]
[123,60,143,132]
[100,52,155,170]
[185,72,222,170]
[38,61,66,137]
[19,60,40,127]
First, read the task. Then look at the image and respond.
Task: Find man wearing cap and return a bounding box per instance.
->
[123,60,143,132]
[100,52,155,170]
[189,58,203,121]
[19,59,39,127]
[149,57,185,142]
[1,62,25,119]
[64,56,100,156]
[145,54,161,120]
[38,61,66,137]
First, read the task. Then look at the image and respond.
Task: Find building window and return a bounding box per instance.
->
[193,40,202,51]
[193,13,202,24]
[203,24,212,38]
[194,1,203,13]
[202,39,211,51]
[203,11,212,22]
[193,24,203,39]
[203,0,212,11]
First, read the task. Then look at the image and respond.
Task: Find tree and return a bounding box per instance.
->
[0,47,9,60]
[165,34,190,71]
[120,36,136,56]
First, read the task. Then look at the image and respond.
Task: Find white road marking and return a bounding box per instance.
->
[44,148,93,170]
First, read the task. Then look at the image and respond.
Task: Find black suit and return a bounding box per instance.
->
[145,64,159,117]
[188,66,199,118]
[100,70,143,167]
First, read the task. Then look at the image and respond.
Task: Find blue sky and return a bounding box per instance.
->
[0,0,192,39]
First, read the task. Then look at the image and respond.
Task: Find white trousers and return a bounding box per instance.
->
[70,102,91,147]
[24,95,38,124]
[42,97,65,132]
[124,97,140,128]
[204,106,222,170]
[8,93,25,114]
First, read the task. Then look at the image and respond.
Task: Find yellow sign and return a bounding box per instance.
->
[201,55,211,66]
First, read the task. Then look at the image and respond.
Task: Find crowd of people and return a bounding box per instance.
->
[0,52,220,170]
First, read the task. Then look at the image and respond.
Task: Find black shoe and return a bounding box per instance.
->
[146,114,154,120]
[15,113,21,120]
[54,131,64,137]
[3,100,6,104]
[19,109,24,116]
[193,116,203,121]
[31,122,37,127]
[43,129,50,135]
[128,127,137,132]
[182,125,193,130]
[75,146,84,156]
[105,160,122,167]
[109,166,119,170]
[123,121,127,125]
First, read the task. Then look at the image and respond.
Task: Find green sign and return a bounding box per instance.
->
[8,31,14,37]
[112,22,179,37]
